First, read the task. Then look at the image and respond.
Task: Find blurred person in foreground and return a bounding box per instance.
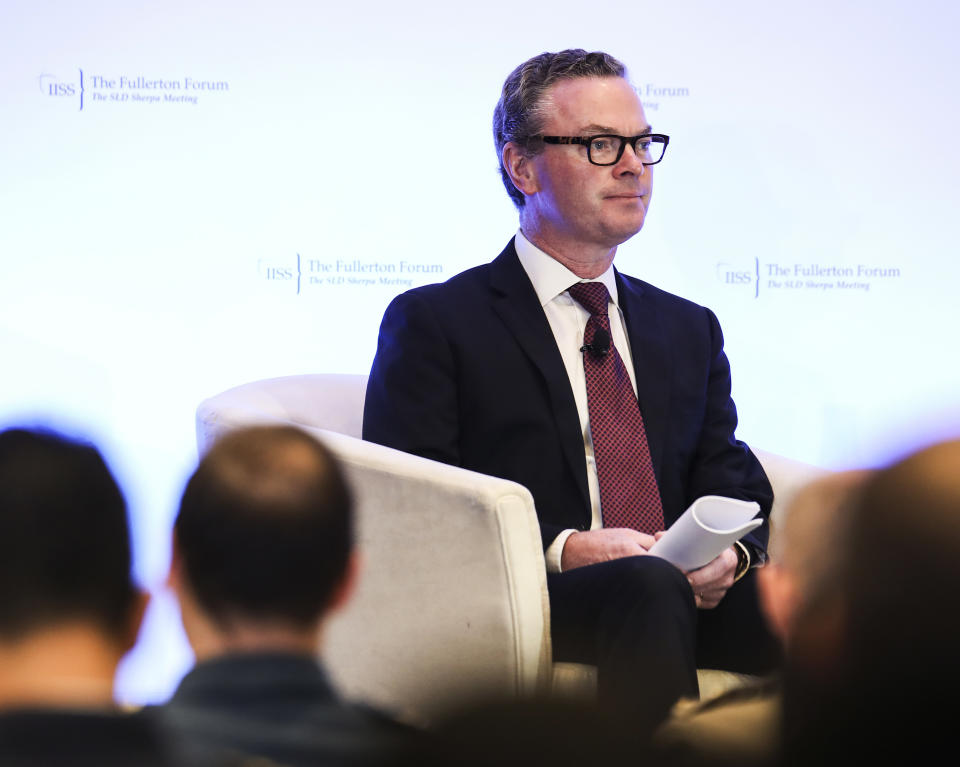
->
[0,427,180,766]
[162,425,411,766]
[655,469,871,766]
[781,438,960,765]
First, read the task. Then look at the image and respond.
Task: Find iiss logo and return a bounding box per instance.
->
[38,70,82,109]
[716,259,759,298]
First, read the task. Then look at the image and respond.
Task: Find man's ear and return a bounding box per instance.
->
[165,533,200,629]
[502,142,539,199]
[325,550,361,615]
[166,533,184,594]
[757,563,796,644]
[121,588,151,655]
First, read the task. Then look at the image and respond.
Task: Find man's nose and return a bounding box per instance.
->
[615,141,647,175]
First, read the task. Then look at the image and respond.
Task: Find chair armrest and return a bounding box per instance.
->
[314,428,551,725]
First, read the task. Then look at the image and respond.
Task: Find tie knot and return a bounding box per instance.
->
[568,281,610,317]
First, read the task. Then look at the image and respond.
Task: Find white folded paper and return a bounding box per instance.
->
[647,495,763,571]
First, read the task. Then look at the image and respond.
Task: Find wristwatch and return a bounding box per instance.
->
[733,541,753,582]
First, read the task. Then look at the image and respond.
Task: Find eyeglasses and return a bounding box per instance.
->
[539,133,670,166]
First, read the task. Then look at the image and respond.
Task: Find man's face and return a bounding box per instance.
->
[525,76,654,255]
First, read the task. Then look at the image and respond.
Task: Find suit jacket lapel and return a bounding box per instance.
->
[616,271,673,480]
[489,240,591,510]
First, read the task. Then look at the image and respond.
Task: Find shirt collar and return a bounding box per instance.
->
[514,229,620,308]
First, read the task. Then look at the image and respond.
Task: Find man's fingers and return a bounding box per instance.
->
[562,528,663,569]
[694,587,723,609]
[689,553,737,608]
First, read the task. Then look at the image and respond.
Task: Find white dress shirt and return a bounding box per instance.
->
[513,230,640,573]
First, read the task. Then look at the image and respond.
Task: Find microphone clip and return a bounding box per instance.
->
[580,328,611,358]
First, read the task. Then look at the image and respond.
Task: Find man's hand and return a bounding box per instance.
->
[685,546,738,609]
[560,528,657,571]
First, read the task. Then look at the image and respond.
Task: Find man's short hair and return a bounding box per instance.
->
[842,440,960,651]
[175,425,353,629]
[771,470,870,599]
[493,49,628,209]
[0,427,135,641]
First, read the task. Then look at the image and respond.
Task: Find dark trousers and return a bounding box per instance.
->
[548,556,781,733]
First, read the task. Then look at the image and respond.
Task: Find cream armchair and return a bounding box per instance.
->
[196,374,826,725]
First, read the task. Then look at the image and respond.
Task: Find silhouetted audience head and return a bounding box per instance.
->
[0,426,137,648]
[164,427,409,767]
[757,470,870,647]
[651,472,871,767]
[0,427,192,766]
[172,425,355,648]
[782,439,960,765]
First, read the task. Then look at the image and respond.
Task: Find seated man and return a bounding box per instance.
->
[0,427,179,766]
[163,425,411,767]
[364,48,779,730]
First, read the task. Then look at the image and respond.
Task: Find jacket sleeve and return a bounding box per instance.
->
[685,307,773,556]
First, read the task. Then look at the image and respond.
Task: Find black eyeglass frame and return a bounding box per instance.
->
[538,133,670,166]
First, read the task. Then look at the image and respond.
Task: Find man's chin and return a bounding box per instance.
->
[604,196,647,221]
[602,214,646,247]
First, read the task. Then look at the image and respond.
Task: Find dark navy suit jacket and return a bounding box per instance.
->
[363,239,772,554]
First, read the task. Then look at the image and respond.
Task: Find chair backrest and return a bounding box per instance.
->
[195,375,551,725]
[196,374,369,453]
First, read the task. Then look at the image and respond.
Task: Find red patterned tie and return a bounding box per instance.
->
[567,282,664,534]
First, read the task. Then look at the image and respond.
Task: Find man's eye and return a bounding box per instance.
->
[591,138,613,152]
[637,138,653,152]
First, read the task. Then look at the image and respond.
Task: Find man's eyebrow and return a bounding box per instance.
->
[578,124,654,136]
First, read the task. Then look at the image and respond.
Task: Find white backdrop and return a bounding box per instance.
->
[2,0,958,702]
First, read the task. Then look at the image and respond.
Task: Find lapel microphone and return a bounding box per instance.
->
[580,328,611,358]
